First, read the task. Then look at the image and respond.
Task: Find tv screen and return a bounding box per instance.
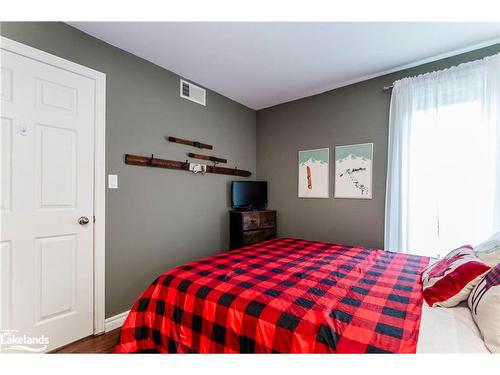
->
[231,181,268,209]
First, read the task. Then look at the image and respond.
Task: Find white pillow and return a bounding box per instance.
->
[474,231,500,267]
[468,264,500,353]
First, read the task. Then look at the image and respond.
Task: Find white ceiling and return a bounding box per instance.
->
[68,22,500,110]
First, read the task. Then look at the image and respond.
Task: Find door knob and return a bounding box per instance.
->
[78,216,90,225]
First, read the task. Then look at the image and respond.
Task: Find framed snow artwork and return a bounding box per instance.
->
[334,143,373,199]
[298,148,329,198]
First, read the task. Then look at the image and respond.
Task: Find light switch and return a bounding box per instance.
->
[108,174,118,189]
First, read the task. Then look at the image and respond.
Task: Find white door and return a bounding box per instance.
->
[1,47,95,352]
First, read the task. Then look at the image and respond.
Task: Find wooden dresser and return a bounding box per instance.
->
[229,210,277,250]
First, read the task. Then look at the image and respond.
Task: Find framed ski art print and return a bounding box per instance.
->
[334,143,373,199]
[298,148,329,198]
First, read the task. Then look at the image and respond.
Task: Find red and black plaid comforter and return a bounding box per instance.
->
[116,238,429,353]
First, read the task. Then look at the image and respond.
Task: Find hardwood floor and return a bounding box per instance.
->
[52,328,121,353]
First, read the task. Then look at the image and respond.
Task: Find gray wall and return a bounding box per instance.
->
[0,22,256,317]
[257,43,500,250]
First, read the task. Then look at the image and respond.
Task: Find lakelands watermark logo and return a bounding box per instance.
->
[0,330,49,353]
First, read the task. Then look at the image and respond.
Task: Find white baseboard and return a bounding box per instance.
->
[104,310,130,332]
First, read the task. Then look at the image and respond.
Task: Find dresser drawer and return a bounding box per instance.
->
[243,229,276,245]
[242,212,260,230]
[260,211,276,229]
[230,209,277,250]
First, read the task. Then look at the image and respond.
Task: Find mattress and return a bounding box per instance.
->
[417,302,489,353]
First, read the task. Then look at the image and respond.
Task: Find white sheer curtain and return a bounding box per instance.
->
[385,53,500,258]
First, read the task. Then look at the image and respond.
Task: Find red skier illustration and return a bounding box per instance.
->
[306,166,312,189]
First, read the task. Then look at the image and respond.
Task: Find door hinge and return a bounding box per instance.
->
[93,215,96,223]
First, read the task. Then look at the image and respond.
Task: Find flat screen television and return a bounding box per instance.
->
[231,181,268,209]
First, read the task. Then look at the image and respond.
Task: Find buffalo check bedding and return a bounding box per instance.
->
[115,238,429,353]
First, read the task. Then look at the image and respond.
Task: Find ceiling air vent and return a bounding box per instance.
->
[180,79,206,106]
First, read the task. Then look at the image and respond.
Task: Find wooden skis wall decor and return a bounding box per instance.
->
[187,153,227,164]
[167,136,213,150]
[125,136,250,177]
[125,154,251,177]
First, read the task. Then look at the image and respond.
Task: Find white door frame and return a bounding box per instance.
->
[1,36,106,334]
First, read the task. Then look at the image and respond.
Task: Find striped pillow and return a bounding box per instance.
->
[468,264,500,353]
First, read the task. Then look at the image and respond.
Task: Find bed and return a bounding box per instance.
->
[116,237,439,353]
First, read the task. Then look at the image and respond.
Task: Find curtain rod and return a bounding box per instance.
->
[381,51,500,93]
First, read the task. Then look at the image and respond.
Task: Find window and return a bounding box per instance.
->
[385,53,500,258]
[408,99,496,257]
